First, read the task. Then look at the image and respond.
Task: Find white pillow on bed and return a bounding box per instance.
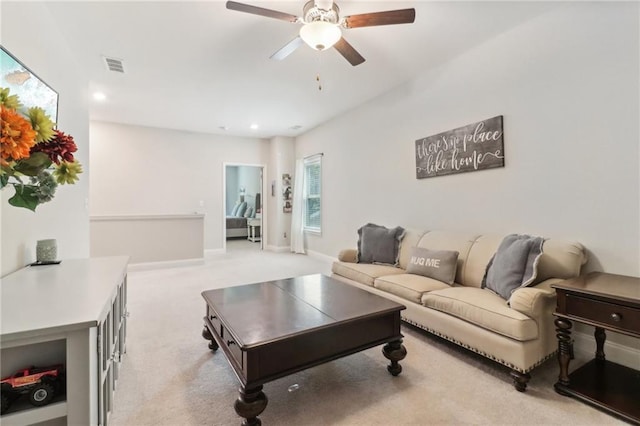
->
[236,202,248,217]
[230,202,241,216]
[244,207,254,218]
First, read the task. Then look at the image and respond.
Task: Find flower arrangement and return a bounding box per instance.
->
[0,87,82,211]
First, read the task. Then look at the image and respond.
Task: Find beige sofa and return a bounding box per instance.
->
[331,229,586,391]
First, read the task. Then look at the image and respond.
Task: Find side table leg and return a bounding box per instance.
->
[554,317,573,392]
[594,326,606,363]
[202,325,219,351]
[234,385,268,426]
[382,339,407,376]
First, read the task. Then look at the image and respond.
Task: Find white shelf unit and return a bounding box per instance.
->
[0,256,129,426]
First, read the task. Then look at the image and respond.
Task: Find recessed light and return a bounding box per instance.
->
[219,126,228,131]
[250,124,259,130]
[93,92,106,101]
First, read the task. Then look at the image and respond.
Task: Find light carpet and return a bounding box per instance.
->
[109,241,623,426]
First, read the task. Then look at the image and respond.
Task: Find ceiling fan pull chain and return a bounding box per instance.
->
[316,74,322,91]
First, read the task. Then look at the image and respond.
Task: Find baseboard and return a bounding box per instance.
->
[127,257,204,272]
[205,248,225,257]
[573,330,640,369]
[265,245,290,253]
[307,249,337,264]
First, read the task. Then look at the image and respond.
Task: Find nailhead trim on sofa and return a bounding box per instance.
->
[401,316,556,373]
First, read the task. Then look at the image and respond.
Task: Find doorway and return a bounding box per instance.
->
[223,163,266,252]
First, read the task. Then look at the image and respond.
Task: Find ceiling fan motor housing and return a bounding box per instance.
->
[303,0,340,24]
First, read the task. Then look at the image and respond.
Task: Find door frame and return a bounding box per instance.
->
[222,162,267,252]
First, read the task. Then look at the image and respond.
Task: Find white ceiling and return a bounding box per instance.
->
[43,1,558,139]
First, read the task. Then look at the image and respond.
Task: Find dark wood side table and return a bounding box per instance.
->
[552,272,640,424]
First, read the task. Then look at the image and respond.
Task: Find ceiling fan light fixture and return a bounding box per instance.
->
[299,21,341,51]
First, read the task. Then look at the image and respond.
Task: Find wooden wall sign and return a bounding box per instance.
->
[415,115,504,179]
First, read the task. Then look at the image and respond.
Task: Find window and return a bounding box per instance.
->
[303,155,322,233]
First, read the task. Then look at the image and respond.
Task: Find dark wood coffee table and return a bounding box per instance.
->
[201,274,407,425]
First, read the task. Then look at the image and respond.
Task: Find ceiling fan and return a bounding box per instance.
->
[226,0,416,66]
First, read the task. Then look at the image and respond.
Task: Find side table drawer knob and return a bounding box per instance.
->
[610,313,622,322]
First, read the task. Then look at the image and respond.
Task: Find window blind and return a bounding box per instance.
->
[303,155,322,231]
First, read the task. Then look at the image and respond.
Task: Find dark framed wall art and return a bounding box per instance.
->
[282,173,292,213]
[415,115,504,179]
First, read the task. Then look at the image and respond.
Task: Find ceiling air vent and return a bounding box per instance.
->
[103,56,125,73]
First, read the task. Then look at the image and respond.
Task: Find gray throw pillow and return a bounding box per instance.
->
[244,207,254,218]
[357,223,405,266]
[482,234,545,301]
[406,247,459,285]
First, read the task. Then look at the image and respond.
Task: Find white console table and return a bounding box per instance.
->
[0,256,129,426]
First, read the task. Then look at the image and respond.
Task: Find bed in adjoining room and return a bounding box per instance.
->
[225,193,259,239]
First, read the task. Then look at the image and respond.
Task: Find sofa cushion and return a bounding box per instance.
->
[421,287,538,341]
[406,247,459,285]
[483,234,544,300]
[331,261,404,287]
[463,234,504,288]
[374,274,450,304]
[357,223,405,266]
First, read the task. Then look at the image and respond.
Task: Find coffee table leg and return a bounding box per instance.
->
[201,326,219,351]
[382,339,407,376]
[234,385,268,426]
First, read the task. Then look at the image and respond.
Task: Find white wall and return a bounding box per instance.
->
[89,121,269,250]
[267,137,295,248]
[238,166,262,202]
[296,3,639,278]
[225,166,239,215]
[1,2,90,276]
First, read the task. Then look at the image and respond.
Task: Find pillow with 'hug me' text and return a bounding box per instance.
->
[406,247,459,285]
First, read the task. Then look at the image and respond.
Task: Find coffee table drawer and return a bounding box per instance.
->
[566,294,640,332]
[224,331,243,368]
[207,308,223,337]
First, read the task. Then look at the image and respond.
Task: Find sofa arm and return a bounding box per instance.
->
[338,249,358,263]
[509,278,563,319]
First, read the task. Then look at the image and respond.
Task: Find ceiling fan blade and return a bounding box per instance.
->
[226,1,299,23]
[270,36,304,61]
[343,8,416,28]
[334,37,365,66]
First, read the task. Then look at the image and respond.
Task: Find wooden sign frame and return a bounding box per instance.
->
[415,116,504,179]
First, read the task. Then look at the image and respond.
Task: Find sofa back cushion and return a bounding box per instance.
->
[415,231,479,285]
[464,234,504,287]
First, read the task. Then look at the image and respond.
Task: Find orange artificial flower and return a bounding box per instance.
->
[1,105,37,166]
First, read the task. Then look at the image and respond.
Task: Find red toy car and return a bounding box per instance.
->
[0,364,64,414]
